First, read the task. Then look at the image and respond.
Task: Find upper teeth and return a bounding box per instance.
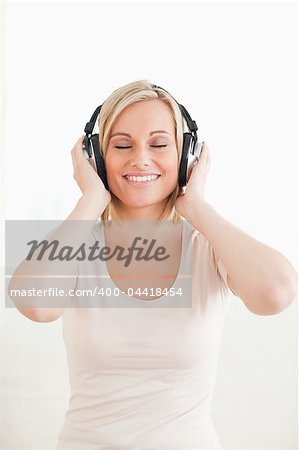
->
[125,175,159,182]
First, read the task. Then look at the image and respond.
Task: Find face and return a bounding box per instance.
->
[105,99,179,220]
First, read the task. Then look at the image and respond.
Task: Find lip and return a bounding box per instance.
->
[122,174,161,187]
[122,172,161,176]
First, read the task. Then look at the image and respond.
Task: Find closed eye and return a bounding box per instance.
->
[114,145,168,149]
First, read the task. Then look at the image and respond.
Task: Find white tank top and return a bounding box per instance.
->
[55,219,230,449]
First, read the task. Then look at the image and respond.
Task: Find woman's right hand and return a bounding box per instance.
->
[71,135,111,208]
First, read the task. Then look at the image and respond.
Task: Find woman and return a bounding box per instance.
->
[9,80,297,449]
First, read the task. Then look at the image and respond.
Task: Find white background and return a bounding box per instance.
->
[0,1,297,449]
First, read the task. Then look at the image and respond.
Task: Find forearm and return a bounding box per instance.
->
[67,194,105,220]
[8,195,105,320]
[189,201,297,312]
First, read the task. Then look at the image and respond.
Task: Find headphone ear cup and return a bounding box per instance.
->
[178,133,192,188]
[90,134,109,191]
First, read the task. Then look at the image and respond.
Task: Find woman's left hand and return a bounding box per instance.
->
[174,142,211,220]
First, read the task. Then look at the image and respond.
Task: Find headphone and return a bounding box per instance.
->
[82,84,202,192]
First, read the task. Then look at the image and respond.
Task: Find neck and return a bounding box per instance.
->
[113,199,168,222]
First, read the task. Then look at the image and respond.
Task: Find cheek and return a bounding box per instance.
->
[164,154,179,178]
[105,154,121,175]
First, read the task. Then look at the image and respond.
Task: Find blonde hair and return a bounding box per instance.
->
[98,80,185,224]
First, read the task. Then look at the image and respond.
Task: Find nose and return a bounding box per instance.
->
[129,148,152,169]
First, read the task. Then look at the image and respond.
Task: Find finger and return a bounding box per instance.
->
[200,142,211,167]
[71,153,78,174]
[72,135,86,163]
[71,135,84,150]
[177,186,184,197]
[200,142,208,158]
[76,135,86,152]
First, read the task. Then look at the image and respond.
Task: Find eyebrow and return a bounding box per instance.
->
[110,130,171,138]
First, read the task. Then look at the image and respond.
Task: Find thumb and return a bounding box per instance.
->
[192,156,200,168]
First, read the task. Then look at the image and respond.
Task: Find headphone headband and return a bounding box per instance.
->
[84,105,102,135]
[84,84,198,138]
[151,84,198,133]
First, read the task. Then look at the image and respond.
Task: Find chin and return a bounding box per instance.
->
[114,192,168,207]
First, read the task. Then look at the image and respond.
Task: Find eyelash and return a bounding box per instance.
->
[113,145,168,149]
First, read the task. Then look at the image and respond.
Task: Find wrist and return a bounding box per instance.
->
[77,194,108,216]
[188,200,211,227]
[81,192,102,203]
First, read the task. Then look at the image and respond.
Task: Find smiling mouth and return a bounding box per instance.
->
[122,174,161,186]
